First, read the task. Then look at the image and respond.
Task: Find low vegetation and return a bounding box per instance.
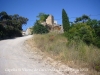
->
[32,32,100,75]
[30,10,100,75]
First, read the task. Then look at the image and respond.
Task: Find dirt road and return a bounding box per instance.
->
[0,35,86,75]
[0,35,64,75]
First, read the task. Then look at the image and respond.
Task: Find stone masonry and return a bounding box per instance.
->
[42,15,64,33]
[46,15,54,25]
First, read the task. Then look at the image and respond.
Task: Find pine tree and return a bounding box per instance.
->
[62,9,70,32]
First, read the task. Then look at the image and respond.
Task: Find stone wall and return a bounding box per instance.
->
[41,15,64,33]
[46,15,54,25]
[25,28,31,35]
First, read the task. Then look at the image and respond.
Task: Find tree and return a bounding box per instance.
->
[11,14,28,30]
[75,15,90,23]
[74,17,82,23]
[69,15,100,47]
[0,11,28,39]
[62,9,70,32]
[81,14,90,23]
[32,20,49,34]
[67,23,94,45]
[36,13,49,23]
[86,19,100,37]
[86,19,100,47]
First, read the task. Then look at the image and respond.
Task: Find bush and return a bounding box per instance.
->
[32,21,49,34]
[65,23,95,45]
[0,24,5,38]
[93,37,100,48]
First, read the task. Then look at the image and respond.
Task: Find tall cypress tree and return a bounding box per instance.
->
[62,9,70,32]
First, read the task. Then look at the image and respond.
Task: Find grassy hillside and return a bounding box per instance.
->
[30,32,100,75]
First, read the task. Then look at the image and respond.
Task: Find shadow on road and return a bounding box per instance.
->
[0,36,22,41]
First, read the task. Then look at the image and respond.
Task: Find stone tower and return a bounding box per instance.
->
[46,15,54,25]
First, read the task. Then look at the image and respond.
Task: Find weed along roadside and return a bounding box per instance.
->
[26,32,100,75]
[29,11,100,75]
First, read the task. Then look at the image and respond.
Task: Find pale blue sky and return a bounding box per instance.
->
[0,0,100,30]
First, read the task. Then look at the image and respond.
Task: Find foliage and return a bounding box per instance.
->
[31,32,100,74]
[0,11,28,39]
[62,9,70,32]
[93,37,100,48]
[75,14,90,23]
[32,21,49,34]
[37,13,49,23]
[32,13,49,34]
[65,23,95,45]
[86,19,100,47]
[64,14,100,48]
[87,19,100,37]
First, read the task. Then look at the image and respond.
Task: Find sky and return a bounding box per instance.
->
[0,0,100,30]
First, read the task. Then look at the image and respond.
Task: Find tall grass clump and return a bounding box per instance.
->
[64,23,100,74]
[33,32,100,75]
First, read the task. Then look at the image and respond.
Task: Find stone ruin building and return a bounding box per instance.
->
[23,15,64,35]
[22,27,32,36]
[46,15,54,25]
[41,15,64,33]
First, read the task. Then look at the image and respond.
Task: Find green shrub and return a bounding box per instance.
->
[32,21,49,34]
[65,23,95,45]
[93,37,100,48]
[0,24,5,38]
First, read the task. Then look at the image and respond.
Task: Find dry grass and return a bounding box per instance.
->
[30,32,100,75]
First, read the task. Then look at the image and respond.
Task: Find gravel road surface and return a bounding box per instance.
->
[0,35,61,75]
[0,35,86,75]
